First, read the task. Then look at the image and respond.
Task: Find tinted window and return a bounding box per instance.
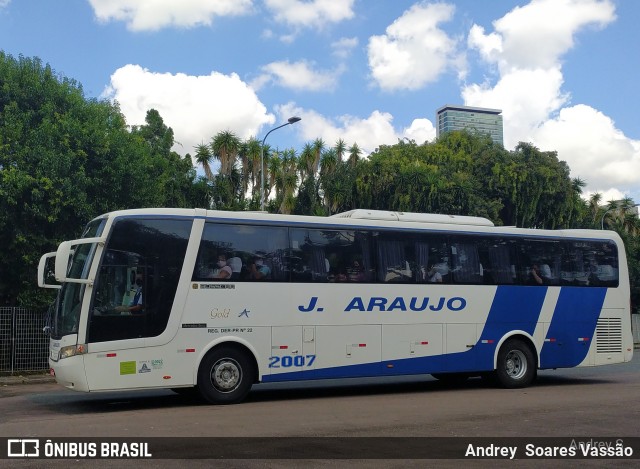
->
[561,240,618,287]
[289,228,373,282]
[376,233,416,283]
[516,239,561,286]
[194,223,289,282]
[88,218,192,342]
[477,237,517,285]
[450,237,483,284]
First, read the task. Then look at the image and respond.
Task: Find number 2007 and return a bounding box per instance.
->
[268,354,316,368]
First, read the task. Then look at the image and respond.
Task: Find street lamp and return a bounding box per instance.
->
[601,203,640,229]
[260,116,301,211]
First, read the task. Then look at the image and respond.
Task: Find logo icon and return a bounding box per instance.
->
[7,439,40,457]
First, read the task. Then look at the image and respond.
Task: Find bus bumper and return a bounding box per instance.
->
[49,355,90,392]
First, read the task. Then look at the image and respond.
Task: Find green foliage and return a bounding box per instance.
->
[0,52,206,308]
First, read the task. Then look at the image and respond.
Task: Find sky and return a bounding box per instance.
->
[1,0,639,203]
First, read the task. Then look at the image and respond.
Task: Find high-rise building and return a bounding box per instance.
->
[436,104,503,146]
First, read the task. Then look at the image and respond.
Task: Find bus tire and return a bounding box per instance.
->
[197,347,254,404]
[495,338,536,388]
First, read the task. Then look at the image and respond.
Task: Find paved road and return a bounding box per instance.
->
[1,356,638,467]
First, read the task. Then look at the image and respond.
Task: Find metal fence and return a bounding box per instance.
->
[0,307,49,374]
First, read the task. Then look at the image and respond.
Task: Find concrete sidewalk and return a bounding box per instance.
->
[0,373,55,386]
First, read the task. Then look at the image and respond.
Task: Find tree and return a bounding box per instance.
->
[347,143,361,169]
[243,137,262,204]
[0,53,205,308]
[194,143,214,182]
[211,130,240,176]
[334,138,347,162]
[311,138,324,176]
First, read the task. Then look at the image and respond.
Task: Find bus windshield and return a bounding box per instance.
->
[53,218,106,339]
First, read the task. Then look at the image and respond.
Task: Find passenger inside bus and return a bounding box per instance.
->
[248,255,271,280]
[212,254,233,280]
[528,264,544,285]
[347,259,365,282]
[425,265,443,283]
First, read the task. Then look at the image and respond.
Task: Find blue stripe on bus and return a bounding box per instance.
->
[539,287,606,368]
[261,286,604,382]
[444,285,547,372]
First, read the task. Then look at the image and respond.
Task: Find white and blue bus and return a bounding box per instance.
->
[38,208,633,404]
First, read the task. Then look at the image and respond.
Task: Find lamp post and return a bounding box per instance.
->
[260,116,301,211]
[601,203,640,229]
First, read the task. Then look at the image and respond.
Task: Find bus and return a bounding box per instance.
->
[37,208,634,404]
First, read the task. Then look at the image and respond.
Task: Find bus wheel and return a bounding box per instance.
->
[198,347,254,404]
[495,339,536,388]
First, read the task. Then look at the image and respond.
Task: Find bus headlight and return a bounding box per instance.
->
[58,344,87,360]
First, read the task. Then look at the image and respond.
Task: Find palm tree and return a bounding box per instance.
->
[604,197,640,235]
[279,172,298,214]
[320,148,338,178]
[298,143,314,181]
[211,130,240,176]
[266,148,281,206]
[588,192,603,228]
[319,149,339,212]
[312,138,325,176]
[348,143,362,169]
[271,148,298,214]
[566,177,586,228]
[194,143,214,181]
[237,141,250,199]
[244,137,262,199]
[335,138,347,162]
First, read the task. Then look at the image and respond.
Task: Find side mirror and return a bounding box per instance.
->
[37,252,61,289]
[54,237,104,284]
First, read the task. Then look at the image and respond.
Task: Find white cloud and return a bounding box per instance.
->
[367,2,459,91]
[0,0,11,9]
[103,64,274,155]
[462,67,569,145]
[331,37,358,59]
[403,118,436,145]
[88,0,254,31]
[253,60,342,92]
[264,0,355,29]
[464,0,639,200]
[276,102,396,154]
[535,105,640,194]
[276,102,436,154]
[478,0,615,72]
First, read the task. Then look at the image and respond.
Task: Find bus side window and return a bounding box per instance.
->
[450,238,482,284]
[195,223,289,282]
[377,238,414,283]
[290,228,372,283]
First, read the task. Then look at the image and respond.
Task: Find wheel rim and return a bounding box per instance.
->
[211,358,242,393]
[504,349,527,380]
